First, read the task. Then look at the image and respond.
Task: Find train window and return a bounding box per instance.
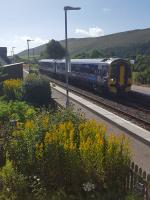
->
[43,62,49,68]
[57,63,65,71]
[72,63,98,74]
[71,64,80,72]
[110,64,118,78]
[49,63,53,68]
[80,64,90,73]
[89,64,98,74]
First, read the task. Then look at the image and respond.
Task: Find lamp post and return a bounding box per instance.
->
[27,39,34,72]
[11,47,15,64]
[64,6,81,108]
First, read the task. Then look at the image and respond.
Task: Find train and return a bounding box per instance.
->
[38,58,132,94]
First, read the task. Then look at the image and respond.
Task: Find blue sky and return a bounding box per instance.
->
[0,0,150,55]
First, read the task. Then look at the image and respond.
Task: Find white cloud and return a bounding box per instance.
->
[75,27,105,37]
[1,35,49,56]
[102,8,111,13]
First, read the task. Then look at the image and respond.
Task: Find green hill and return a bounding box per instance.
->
[18,28,150,58]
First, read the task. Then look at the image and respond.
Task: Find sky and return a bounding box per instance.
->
[0,0,150,55]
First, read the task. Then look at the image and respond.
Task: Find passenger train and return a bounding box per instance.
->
[39,58,132,94]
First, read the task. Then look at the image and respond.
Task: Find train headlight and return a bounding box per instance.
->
[110,78,116,84]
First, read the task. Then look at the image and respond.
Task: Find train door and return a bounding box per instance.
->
[119,64,125,86]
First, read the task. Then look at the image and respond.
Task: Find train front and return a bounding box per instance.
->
[108,58,132,94]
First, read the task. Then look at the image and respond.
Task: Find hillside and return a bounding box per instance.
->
[18,28,150,58]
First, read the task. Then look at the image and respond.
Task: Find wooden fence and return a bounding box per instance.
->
[126,162,150,200]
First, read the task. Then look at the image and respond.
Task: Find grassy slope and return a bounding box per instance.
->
[18,28,150,58]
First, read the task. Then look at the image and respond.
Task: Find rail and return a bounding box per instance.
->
[48,76,150,131]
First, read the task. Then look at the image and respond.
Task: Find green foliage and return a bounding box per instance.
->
[90,49,104,58]
[0,101,36,123]
[41,39,66,59]
[6,106,130,199]
[3,79,23,100]
[73,49,104,59]
[28,176,46,200]
[23,74,52,106]
[133,55,150,84]
[125,193,143,200]
[0,160,28,200]
[14,55,25,63]
[18,28,150,59]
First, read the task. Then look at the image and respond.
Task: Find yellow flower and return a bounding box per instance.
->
[24,120,35,129]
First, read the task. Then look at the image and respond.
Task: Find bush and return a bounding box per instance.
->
[0,101,36,123]
[3,79,23,100]
[0,160,28,200]
[7,107,130,198]
[23,74,51,106]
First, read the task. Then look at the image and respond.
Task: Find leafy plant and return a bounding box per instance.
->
[0,101,36,123]
[23,74,52,106]
[3,79,23,100]
[5,107,130,199]
[0,160,28,200]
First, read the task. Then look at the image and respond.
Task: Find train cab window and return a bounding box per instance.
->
[127,64,132,78]
[102,65,108,76]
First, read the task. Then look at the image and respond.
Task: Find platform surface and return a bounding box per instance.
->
[132,85,150,96]
[52,86,150,173]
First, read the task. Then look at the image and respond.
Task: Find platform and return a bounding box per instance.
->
[52,84,150,145]
[132,85,150,96]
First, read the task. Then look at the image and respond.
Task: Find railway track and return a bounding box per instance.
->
[44,75,150,131]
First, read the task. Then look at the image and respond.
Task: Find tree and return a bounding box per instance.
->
[44,39,66,59]
[90,49,103,58]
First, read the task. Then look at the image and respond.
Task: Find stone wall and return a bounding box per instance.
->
[0,63,24,82]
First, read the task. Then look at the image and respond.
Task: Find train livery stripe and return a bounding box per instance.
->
[119,65,125,86]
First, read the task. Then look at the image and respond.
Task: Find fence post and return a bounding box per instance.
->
[147,174,150,200]
[130,162,134,190]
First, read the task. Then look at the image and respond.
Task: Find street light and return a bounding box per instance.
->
[11,47,15,64]
[64,6,81,108]
[27,39,34,72]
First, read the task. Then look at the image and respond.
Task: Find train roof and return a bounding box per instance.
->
[39,58,129,65]
[39,58,107,64]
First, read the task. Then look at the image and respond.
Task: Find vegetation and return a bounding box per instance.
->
[18,28,150,58]
[41,39,66,59]
[73,49,104,59]
[3,79,23,100]
[133,55,150,85]
[0,99,132,199]
[0,75,144,199]
[1,74,52,106]
[23,74,52,106]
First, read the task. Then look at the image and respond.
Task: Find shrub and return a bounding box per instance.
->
[0,160,28,200]
[7,107,130,198]
[0,101,36,123]
[3,79,23,100]
[23,74,51,106]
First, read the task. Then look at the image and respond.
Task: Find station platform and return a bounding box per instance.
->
[51,85,150,173]
[132,85,150,96]
[53,84,150,145]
